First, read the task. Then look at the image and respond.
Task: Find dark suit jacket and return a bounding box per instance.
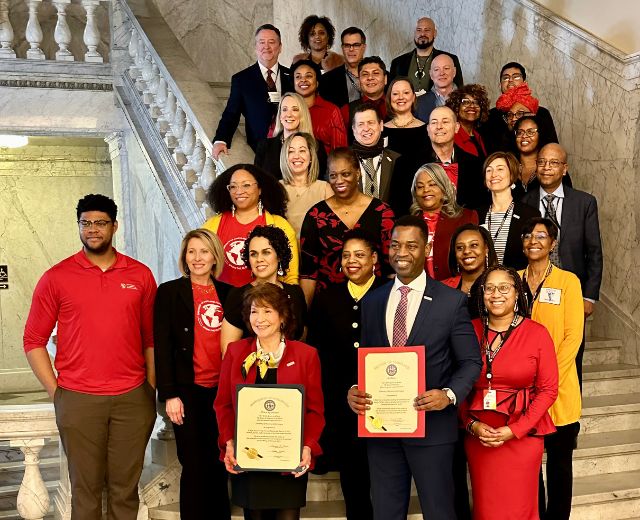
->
[355,148,403,209]
[389,48,464,90]
[154,276,232,401]
[214,337,325,464]
[319,65,354,108]
[477,202,540,270]
[254,136,328,181]
[361,277,482,446]
[522,186,603,300]
[481,106,558,154]
[213,62,293,151]
[415,90,438,123]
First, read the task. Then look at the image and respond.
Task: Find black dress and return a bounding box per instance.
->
[230,367,308,510]
[382,124,429,168]
[223,283,307,340]
[255,136,328,180]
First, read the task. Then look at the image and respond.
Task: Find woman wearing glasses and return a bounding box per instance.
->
[461,265,558,520]
[519,217,584,519]
[477,151,539,270]
[204,164,298,287]
[445,84,490,161]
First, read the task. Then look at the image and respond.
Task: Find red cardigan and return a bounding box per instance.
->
[214,337,325,465]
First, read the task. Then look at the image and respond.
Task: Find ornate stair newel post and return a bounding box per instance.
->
[81,0,103,62]
[11,438,50,520]
[0,0,15,58]
[53,0,73,61]
[25,0,44,60]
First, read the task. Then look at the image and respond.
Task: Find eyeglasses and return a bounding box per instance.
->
[227,182,258,193]
[515,128,539,138]
[500,73,523,83]
[341,43,364,50]
[483,283,515,295]
[460,98,479,107]
[536,159,565,168]
[503,110,528,122]
[78,219,112,229]
[522,232,551,241]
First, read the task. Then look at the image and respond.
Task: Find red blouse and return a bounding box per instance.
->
[309,96,348,154]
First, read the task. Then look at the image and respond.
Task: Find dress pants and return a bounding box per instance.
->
[367,439,456,520]
[54,382,156,520]
[539,422,580,520]
[173,384,231,520]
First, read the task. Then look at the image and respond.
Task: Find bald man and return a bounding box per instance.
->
[389,17,463,95]
[416,54,457,122]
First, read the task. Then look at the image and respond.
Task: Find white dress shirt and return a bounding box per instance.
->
[538,184,564,226]
[257,62,282,95]
[385,270,428,346]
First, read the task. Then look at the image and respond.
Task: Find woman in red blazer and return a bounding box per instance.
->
[410,163,478,280]
[214,283,324,518]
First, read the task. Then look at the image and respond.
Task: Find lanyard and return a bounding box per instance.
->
[483,314,519,387]
[523,261,553,315]
[487,202,514,240]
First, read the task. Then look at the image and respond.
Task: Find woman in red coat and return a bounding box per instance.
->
[215,283,324,519]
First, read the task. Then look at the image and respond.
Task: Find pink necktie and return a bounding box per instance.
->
[392,286,411,346]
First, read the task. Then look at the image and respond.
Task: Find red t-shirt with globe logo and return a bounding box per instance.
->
[192,282,224,387]
[216,213,266,287]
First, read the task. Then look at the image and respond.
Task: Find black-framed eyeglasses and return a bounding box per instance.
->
[503,110,528,122]
[341,43,363,50]
[536,159,565,168]
[78,219,112,229]
[483,283,515,295]
[515,128,539,138]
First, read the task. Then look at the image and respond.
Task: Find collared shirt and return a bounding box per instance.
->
[357,153,383,197]
[385,270,428,346]
[344,66,361,103]
[23,249,157,395]
[431,84,457,107]
[538,184,564,225]
[257,62,282,94]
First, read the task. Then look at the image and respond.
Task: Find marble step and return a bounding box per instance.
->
[581,393,640,434]
[0,508,54,520]
[571,470,640,519]
[584,337,622,366]
[582,364,640,397]
[569,429,640,478]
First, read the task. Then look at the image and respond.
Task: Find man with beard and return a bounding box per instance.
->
[389,17,463,96]
[23,194,157,520]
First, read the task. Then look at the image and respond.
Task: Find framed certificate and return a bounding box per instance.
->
[357,346,426,438]
[234,384,304,472]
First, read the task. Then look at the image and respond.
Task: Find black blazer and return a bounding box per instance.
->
[213,62,293,151]
[254,136,328,180]
[154,276,232,401]
[319,65,352,108]
[389,48,464,89]
[522,186,603,300]
[481,106,558,155]
[477,201,540,270]
[361,277,482,446]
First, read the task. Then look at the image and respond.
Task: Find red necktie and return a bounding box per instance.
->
[392,286,411,346]
[266,69,277,92]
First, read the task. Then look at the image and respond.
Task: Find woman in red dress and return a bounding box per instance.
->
[462,265,558,519]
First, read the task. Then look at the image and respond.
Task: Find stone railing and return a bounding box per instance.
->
[0,0,109,62]
[0,404,58,520]
[114,0,224,224]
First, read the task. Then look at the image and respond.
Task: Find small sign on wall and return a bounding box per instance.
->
[0,265,7,290]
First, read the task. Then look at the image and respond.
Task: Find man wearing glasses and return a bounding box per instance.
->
[23,194,157,520]
[319,26,367,108]
[481,61,558,154]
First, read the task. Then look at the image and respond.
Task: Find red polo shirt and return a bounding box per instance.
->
[23,249,157,395]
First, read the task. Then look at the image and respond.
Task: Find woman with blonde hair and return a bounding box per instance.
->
[410,163,478,280]
[154,228,233,519]
[280,132,333,237]
[255,92,327,179]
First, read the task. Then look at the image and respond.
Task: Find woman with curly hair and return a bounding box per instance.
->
[291,15,344,72]
[203,163,298,287]
[445,84,490,161]
[220,225,306,354]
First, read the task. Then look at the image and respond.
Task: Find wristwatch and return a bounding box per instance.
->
[442,387,456,406]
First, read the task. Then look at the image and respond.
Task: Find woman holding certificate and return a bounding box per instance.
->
[462,265,558,519]
[215,283,325,520]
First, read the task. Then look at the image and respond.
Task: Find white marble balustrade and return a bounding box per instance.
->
[0,0,109,62]
[116,0,224,219]
[0,405,59,520]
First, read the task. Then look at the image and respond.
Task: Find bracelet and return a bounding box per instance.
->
[466,419,477,436]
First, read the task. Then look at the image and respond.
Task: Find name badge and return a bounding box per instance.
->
[268,92,281,103]
[539,288,562,305]
[416,89,427,97]
[483,389,497,410]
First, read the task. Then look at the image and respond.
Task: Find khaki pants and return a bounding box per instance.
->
[54,382,156,520]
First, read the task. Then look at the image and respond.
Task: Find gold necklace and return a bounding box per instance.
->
[393,116,415,128]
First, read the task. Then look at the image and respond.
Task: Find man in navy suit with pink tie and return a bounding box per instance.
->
[349,215,482,519]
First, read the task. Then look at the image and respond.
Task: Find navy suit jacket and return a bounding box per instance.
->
[522,185,603,300]
[361,276,482,446]
[213,62,293,151]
